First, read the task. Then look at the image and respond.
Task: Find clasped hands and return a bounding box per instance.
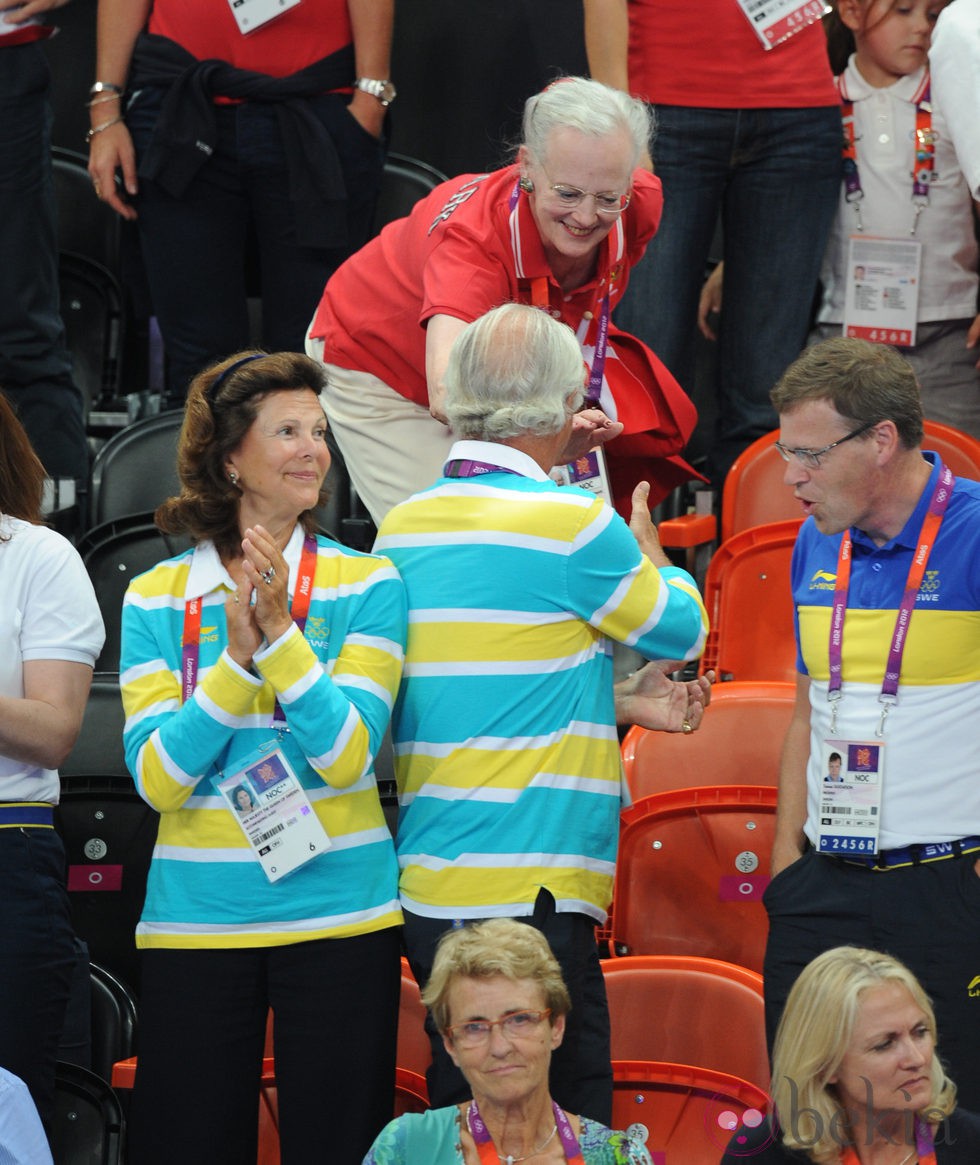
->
[225,526,293,671]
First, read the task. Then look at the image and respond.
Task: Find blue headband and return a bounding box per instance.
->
[204,353,265,407]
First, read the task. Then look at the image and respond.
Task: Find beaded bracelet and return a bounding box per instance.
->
[85,117,125,144]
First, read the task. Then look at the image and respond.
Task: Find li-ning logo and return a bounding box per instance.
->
[968,975,980,998]
[809,569,837,591]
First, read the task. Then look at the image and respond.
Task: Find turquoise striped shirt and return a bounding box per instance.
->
[375,443,708,922]
[120,526,407,948]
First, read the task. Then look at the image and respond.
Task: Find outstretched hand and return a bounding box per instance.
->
[615,662,715,733]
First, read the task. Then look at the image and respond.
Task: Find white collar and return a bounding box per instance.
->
[184,523,308,599]
[840,58,929,104]
[445,440,550,483]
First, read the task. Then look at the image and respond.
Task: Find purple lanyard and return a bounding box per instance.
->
[508,177,612,406]
[444,459,519,478]
[827,463,952,732]
[467,1098,585,1164]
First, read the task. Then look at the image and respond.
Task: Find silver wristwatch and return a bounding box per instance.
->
[354,77,397,107]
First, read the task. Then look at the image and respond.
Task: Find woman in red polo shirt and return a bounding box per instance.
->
[307,76,700,525]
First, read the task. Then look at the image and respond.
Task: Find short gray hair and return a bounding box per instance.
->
[444,304,585,442]
[522,76,653,171]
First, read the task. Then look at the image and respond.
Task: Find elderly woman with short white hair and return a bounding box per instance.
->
[307,75,699,527]
[364,919,652,1165]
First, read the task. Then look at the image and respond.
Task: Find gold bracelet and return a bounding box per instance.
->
[86,93,121,109]
[85,117,125,144]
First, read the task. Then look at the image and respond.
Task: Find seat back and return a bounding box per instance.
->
[52,147,121,272]
[621,681,795,798]
[611,1061,769,1165]
[610,786,777,973]
[701,520,802,682]
[78,516,194,671]
[61,674,128,780]
[397,957,432,1081]
[720,421,980,542]
[89,962,139,1084]
[89,412,183,528]
[372,152,448,235]
[51,1062,125,1165]
[59,254,125,417]
[56,774,158,993]
[601,955,768,1091]
[920,419,980,479]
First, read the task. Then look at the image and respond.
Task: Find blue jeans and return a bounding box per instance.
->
[0,826,76,1133]
[128,87,385,406]
[615,104,842,483]
[0,45,88,478]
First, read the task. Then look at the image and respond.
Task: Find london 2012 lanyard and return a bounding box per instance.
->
[467,1098,585,1165]
[508,177,612,406]
[839,1116,938,1165]
[839,74,935,236]
[182,534,319,725]
[827,463,952,735]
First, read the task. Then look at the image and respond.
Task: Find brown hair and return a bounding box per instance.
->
[0,393,46,532]
[770,336,923,450]
[155,350,328,561]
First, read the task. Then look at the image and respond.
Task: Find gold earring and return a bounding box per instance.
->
[518,176,534,194]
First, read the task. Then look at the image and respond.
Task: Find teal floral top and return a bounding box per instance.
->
[363,1106,653,1164]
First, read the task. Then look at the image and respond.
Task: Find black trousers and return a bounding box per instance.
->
[403,890,613,1126]
[764,848,980,1109]
[128,927,401,1165]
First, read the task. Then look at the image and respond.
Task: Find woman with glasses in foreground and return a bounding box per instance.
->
[364,918,651,1165]
[306,76,699,526]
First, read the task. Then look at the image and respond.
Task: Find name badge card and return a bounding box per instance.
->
[227,0,300,36]
[735,0,829,51]
[843,235,922,348]
[215,745,330,883]
[550,445,611,504]
[816,737,884,857]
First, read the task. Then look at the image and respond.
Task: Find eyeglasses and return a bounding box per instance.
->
[774,419,878,470]
[539,167,630,217]
[446,1009,552,1048]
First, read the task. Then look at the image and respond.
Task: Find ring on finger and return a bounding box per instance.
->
[682,719,693,734]
[260,566,276,585]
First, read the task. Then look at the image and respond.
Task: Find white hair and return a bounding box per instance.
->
[444,304,585,442]
[521,76,653,170]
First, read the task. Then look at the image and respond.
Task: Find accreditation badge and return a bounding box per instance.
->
[226,0,300,35]
[214,743,330,883]
[843,235,922,348]
[735,0,828,51]
[816,737,884,857]
[549,445,612,505]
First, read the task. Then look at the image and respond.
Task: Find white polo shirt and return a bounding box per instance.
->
[0,517,104,803]
[818,60,978,325]
[931,0,980,200]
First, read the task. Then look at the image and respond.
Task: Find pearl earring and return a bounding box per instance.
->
[229,471,239,485]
